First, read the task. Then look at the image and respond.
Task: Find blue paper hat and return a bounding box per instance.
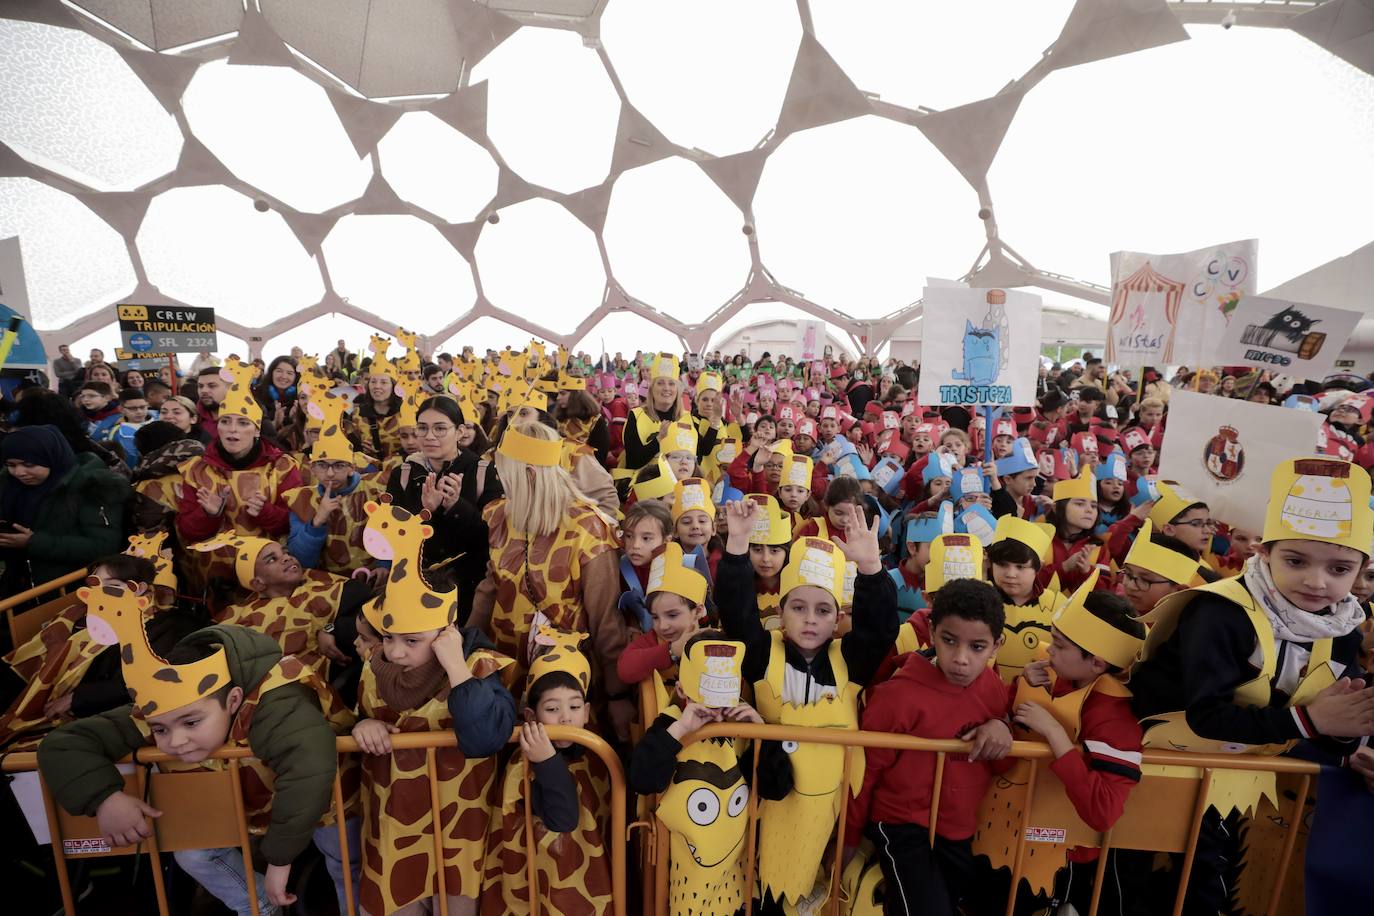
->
[871,455,905,496]
[995,436,1038,477]
[955,504,998,543]
[863,494,892,540]
[950,465,988,502]
[906,502,955,544]
[713,480,744,505]
[1094,451,1127,482]
[923,451,955,484]
[834,452,871,481]
[1283,394,1319,412]
[1130,476,1161,506]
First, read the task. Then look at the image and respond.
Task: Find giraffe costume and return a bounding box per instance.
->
[358,348,404,459]
[480,628,613,916]
[356,496,515,915]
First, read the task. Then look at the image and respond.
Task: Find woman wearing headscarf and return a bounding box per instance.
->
[0,425,131,595]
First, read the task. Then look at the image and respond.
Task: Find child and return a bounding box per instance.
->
[77,381,122,440]
[1115,520,1205,617]
[662,418,702,481]
[630,456,677,507]
[617,500,673,631]
[1148,480,1222,569]
[671,477,717,557]
[890,510,944,620]
[1038,467,1149,593]
[793,475,865,544]
[776,452,819,521]
[1130,458,1374,914]
[616,543,709,686]
[110,387,156,468]
[38,588,359,916]
[481,629,612,915]
[987,514,1063,683]
[285,419,386,576]
[844,578,1013,916]
[1093,452,1131,534]
[991,436,1040,519]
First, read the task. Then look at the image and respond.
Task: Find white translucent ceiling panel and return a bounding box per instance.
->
[262,312,397,363]
[322,214,476,334]
[706,301,854,356]
[571,311,683,359]
[0,177,136,327]
[753,115,984,319]
[474,198,606,335]
[433,315,553,356]
[182,60,373,213]
[992,26,1374,289]
[0,20,183,191]
[377,112,498,222]
[67,323,249,366]
[470,27,619,194]
[136,185,325,323]
[601,0,801,157]
[603,157,751,319]
[809,0,1072,112]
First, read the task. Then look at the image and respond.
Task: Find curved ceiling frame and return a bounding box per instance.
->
[4,0,1350,362]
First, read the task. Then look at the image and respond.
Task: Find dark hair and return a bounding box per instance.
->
[558,389,601,423]
[632,460,669,490]
[1148,531,1200,561]
[527,670,585,707]
[197,366,223,379]
[1069,593,1146,673]
[987,539,1041,571]
[1045,501,1098,543]
[683,629,726,660]
[119,387,147,403]
[929,578,1005,639]
[417,395,466,427]
[1077,387,1105,404]
[134,419,192,455]
[89,553,156,584]
[438,352,454,363]
[80,381,113,397]
[142,378,170,394]
[824,475,864,508]
[622,500,672,539]
[258,355,298,389]
[1165,501,1208,524]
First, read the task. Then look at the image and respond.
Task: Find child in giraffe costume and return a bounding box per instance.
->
[37,583,361,916]
[352,496,517,916]
[480,626,613,915]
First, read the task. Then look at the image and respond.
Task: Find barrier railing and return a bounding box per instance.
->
[644,722,1318,916]
[3,726,627,916]
[2,568,87,647]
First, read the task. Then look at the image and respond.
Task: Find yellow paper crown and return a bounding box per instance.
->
[527,626,591,695]
[1263,457,1373,555]
[303,384,350,431]
[1148,480,1202,527]
[678,638,745,708]
[1052,569,1144,669]
[671,477,716,522]
[368,353,400,382]
[782,453,813,489]
[747,493,792,545]
[712,437,741,468]
[696,371,723,394]
[83,580,230,718]
[664,419,698,455]
[189,533,279,590]
[558,373,586,392]
[503,382,548,416]
[396,327,418,351]
[651,353,680,380]
[647,542,709,607]
[396,382,421,430]
[633,456,678,502]
[125,530,177,591]
[534,376,560,395]
[218,358,262,426]
[361,498,454,634]
[1122,519,1203,586]
[498,425,564,467]
[991,514,1052,562]
[397,350,422,376]
[925,533,986,592]
[369,334,393,356]
[1053,466,1094,502]
[779,536,845,604]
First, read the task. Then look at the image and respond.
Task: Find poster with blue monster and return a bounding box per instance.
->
[918,285,1042,407]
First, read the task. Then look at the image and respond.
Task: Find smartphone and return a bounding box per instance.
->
[0,521,17,535]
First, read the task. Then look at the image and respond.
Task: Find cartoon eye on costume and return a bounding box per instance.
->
[781,740,799,754]
[727,784,749,818]
[1021,632,1039,650]
[687,787,721,826]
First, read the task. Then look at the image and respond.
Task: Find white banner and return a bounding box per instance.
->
[1157,390,1323,533]
[1106,239,1257,366]
[1210,295,1361,381]
[918,286,1043,406]
[0,236,30,321]
[795,320,823,361]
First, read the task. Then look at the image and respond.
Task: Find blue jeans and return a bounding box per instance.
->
[172,819,362,916]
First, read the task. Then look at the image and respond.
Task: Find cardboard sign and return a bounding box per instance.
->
[1210,295,1360,380]
[918,286,1042,406]
[118,304,217,354]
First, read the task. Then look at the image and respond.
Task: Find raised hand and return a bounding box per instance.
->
[724,498,758,554]
[835,503,882,574]
[313,485,340,527]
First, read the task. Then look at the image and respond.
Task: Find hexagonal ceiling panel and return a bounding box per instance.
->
[474,197,606,335]
[377,111,499,223]
[0,20,183,191]
[183,59,373,213]
[992,25,1374,288]
[603,156,751,320]
[69,0,244,52]
[809,0,1074,112]
[471,26,619,194]
[137,185,325,323]
[601,0,801,157]
[753,115,984,319]
[322,214,477,334]
[0,177,136,326]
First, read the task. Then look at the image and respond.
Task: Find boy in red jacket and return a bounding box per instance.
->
[844,578,1013,916]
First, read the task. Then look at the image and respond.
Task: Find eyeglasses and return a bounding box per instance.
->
[1171,517,1217,531]
[415,424,454,438]
[311,461,353,474]
[1119,568,1172,589]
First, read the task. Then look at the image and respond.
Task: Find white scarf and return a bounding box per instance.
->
[1242,553,1365,643]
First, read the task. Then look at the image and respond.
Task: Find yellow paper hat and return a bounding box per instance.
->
[190,533,279,590]
[83,580,229,718]
[712,437,741,468]
[651,352,680,380]
[368,352,400,382]
[396,327,418,352]
[527,626,591,695]
[678,637,745,708]
[498,425,563,467]
[1052,569,1144,669]
[369,333,393,356]
[534,376,560,395]
[1122,519,1203,586]
[558,373,586,392]
[747,493,792,545]
[361,498,455,634]
[1053,465,1094,502]
[397,384,421,430]
[397,349,422,376]
[782,453,813,489]
[766,439,794,461]
[633,456,678,502]
[303,384,350,432]
[696,371,723,394]
[779,536,845,604]
[1263,457,1373,555]
[218,358,262,426]
[991,514,1052,562]
[647,542,709,607]
[671,477,716,522]
[1148,480,1203,527]
[925,533,985,592]
[125,530,177,591]
[664,419,699,455]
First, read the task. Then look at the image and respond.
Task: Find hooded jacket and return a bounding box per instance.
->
[37,624,340,865]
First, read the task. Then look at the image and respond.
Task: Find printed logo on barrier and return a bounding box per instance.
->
[64,838,114,855]
[1024,827,1067,844]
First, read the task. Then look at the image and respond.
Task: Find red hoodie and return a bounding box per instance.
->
[846,651,1012,843]
[176,438,302,543]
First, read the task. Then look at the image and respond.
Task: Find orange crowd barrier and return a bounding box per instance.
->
[2,568,87,647]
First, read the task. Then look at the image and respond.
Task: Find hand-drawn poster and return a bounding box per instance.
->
[918,286,1042,406]
[1106,239,1257,366]
[1210,295,1360,381]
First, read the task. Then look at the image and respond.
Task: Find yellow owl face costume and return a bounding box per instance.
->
[360,498,454,634]
[657,736,751,914]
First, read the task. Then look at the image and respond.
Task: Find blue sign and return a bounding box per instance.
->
[0,303,46,368]
[129,333,154,353]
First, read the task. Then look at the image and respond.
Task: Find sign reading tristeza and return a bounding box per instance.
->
[918,286,1042,406]
[1210,295,1360,380]
[117,304,217,354]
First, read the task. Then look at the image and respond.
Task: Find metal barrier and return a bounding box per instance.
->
[3,726,628,916]
[643,722,1318,916]
[2,568,87,647]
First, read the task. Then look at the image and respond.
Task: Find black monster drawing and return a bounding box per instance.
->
[1260,307,1320,344]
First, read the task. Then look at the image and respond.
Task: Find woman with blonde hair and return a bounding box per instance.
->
[469,420,635,738]
[620,352,685,472]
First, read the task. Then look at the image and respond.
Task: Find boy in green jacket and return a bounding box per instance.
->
[38,582,358,915]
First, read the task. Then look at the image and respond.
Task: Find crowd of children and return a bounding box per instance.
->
[2,340,1372,916]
